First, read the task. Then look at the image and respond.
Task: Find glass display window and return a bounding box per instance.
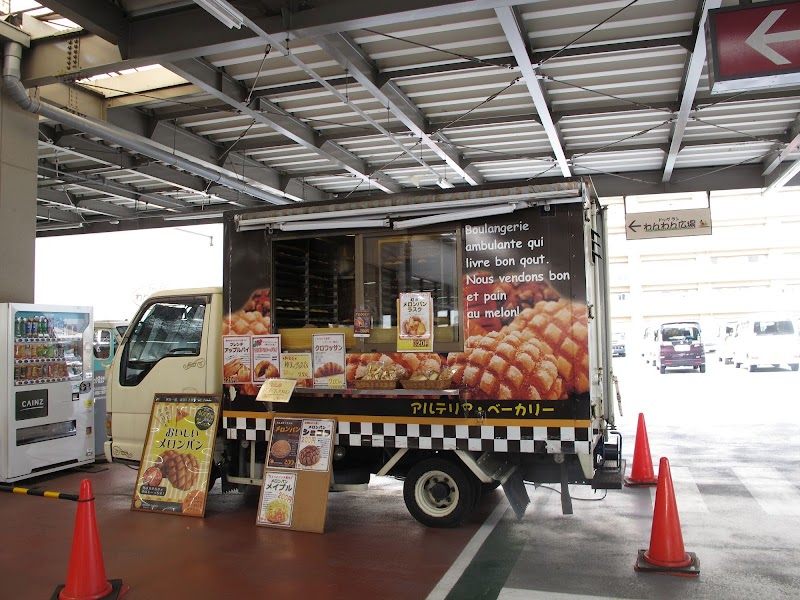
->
[363,230,460,350]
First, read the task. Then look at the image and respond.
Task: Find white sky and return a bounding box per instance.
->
[34,225,223,320]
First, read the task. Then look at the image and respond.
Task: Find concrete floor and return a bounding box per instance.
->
[3,359,800,599]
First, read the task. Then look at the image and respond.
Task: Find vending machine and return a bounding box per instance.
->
[0,303,95,482]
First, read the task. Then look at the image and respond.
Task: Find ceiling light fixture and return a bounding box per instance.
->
[37,223,84,232]
[238,218,389,232]
[392,204,519,230]
[164,212,225,222]
[194,0,245,29]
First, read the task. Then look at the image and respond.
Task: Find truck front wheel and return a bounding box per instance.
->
[403,457,477,528]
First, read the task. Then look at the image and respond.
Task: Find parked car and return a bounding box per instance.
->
[717,321,738,365]
[612,332,626,357]
[656,321,705,374]
[732,317,800,372]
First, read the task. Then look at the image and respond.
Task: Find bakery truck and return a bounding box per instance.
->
[104,177,624,527]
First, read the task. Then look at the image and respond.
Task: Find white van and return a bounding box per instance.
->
[732,317,800,372]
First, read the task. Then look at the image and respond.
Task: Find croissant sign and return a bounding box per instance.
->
[707,2,800,94]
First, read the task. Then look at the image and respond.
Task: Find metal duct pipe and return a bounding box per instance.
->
[2,41,291,207]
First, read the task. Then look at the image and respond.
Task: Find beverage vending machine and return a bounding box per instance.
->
[0,303,95,482]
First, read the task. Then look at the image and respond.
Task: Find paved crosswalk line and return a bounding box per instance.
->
[426,499,509,600]
[498,589,641,600]
[732,466,800,516]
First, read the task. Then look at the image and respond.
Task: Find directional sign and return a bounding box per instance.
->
[707,2,800,94]
[625,208,712,241]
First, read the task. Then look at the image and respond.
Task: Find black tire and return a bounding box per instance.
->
[735,362,741,368]
[660,365,666,374]
[699,364,706,373]
[790,364,799,372]
[403,457,477,528]
[748,363,757,372]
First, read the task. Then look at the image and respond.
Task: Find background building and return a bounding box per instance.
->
[605,187,800,357]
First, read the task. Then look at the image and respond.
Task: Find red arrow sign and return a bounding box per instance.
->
[710,2,800,77]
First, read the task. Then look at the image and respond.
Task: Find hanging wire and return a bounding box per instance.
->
[433,77,522,135]
[672,149,776,185]
[538,0,641,68]
[541,75,675,115]
[362,28,515,70]
[245,45,272,105]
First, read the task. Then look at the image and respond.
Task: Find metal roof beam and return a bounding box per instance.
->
[104,107,292,201]
[36,205,84,224]
[37,161,189,211]
[762,116,800,176]
[317,31,483,186]
[166,57,400,193]
[36,186,76,207]
[49,132,135,169]
[74,198,138,219]
[36,1,128,50]
[495,6,571,177]
[661,0,722,183]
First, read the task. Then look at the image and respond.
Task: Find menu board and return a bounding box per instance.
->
[396,297,433,352]
[280,352,312,385]
[398,292,432,339]
[256,416,336,533]
[257,471,297,527]
[131,394,221,518]
[312,334,346,388]
[252,335,281,382]
[222,335,251,383]
[354,308,372,338]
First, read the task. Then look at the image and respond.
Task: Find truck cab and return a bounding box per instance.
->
[103,288,222,463]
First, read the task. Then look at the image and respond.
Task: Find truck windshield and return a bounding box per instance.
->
[120,300,205,386]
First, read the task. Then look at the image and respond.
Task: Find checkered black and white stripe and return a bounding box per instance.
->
[224,417,593,454]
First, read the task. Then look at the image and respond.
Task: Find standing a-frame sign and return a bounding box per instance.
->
[132,394,221,517]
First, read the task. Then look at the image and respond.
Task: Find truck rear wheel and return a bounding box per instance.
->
[403,457,477,528]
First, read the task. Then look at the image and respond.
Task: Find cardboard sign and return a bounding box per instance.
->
[132,394,220,518]
[280,353,312,381]
[256,378,296,403]
[256,416,336,533]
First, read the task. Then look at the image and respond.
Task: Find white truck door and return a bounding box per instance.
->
[107,293,213,462]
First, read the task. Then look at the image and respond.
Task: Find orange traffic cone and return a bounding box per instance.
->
[635,457,700,577]
[52,479,129,600]
[624,413,658,487]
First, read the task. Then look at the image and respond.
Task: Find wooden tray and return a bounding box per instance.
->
[400,378,453,390]
[353,379,399,390]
